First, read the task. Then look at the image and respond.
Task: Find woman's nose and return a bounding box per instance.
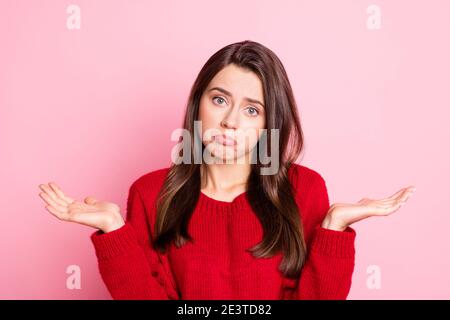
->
[220,107,239,129]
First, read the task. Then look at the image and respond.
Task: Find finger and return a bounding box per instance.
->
[48,182,75,204]
[380,190,411,204]
[383,188,414,204]
[383,187,408,202]
[385,196,412,214]
[39,184,68,207]
[383,193,413,207]
[39,192,68,213]
[45,205,70,221]
[383,186,416,202]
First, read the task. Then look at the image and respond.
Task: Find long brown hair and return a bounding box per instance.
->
[153,40,306,279]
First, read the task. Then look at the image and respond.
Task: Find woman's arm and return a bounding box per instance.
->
[293,176,356,299]
[90,182,180,300]
[295,226,356,299]
[292,174,415,299]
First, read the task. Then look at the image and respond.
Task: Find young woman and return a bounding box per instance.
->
[38,40,415,300]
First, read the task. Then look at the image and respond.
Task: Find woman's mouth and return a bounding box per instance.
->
[213,134,237,146]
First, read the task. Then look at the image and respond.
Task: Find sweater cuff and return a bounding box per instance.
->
[310,225,356,258]
[90,222,141,261]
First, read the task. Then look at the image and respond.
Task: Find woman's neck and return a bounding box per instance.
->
[200,163,250,194]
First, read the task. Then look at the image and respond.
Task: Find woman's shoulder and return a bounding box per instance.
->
[128,163,326,199]
[129,166,172,197]
[288,162,326,191]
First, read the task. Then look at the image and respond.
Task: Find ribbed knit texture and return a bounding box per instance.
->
[90,163,356,300]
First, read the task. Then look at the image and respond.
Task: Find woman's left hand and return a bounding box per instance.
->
[321,185,417,231]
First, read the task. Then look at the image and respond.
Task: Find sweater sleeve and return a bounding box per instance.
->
[294,175,356,300]
[90,182,179,300]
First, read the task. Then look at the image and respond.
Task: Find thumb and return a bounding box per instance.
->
[84,196,98,205]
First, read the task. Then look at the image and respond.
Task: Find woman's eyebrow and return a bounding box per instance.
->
[208,86,265,108]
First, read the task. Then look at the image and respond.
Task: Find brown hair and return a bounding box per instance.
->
[153,40,306,278]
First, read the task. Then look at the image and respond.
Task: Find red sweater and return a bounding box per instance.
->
[90,163,356,300]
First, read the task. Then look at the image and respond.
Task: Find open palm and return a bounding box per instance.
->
[38,182,124,233]
[322,185,417,231]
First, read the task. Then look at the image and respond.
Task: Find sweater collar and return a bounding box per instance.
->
[197,190,249,213]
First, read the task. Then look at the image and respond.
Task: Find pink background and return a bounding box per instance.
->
[1,0,449,299]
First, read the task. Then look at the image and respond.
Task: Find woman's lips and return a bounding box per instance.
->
[213,134,237,146]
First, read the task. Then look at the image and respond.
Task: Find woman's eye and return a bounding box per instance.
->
[212,97,226,105]
[246,107,259,116]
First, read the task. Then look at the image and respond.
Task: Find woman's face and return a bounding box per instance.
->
[198,64,266,163]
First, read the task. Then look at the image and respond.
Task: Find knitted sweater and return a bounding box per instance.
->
[90,163,356,300]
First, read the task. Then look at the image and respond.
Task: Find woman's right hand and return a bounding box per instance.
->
[38,182,125,233]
